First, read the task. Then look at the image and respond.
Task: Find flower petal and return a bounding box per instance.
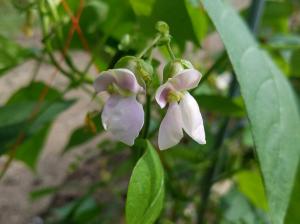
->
[112,68,142,93]
[101,95,144,145]
[169,68,202,91]
[179,92,206,144]
[94,71,115,93]
[155,83,174,108]
[94,68,142,94]
[158,103,183,150]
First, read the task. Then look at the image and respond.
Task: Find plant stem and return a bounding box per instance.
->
[137,34,161,58]
[142,94,151,139]
[197,0,265,223]
[166,42,176,60]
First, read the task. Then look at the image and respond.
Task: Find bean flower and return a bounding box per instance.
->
[94,69,144,146]
[155,68,206,150]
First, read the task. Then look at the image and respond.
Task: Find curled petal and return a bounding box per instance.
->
[94,71,115,93]
[179,92,206,144]
[169,69,202,91]
[94,69,142,94]
[155,83,174,108]
[101,95,144,145]
[113,68,142,93]
[158,103,183,150]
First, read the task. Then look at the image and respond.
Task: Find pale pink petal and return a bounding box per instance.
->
[158,103,183,150]
[113,68,142,93]
[94,71,115,93]
[101,95,144,145]
[169,69,202,91]
[94,69,142,94]
[155,83,174,108]
[179,92,206,144]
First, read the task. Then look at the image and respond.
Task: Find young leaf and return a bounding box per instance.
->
[201,0,300,223]
[126,141,165,224]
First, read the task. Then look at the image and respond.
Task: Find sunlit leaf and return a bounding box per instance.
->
[234,169,268,211]
[201,0,300,223]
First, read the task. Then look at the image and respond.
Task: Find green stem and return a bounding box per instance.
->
[166,42,176,60]
[137,34,161,58]
[142,94,151,139]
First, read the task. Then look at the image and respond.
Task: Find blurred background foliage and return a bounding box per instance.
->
[0,0,299,223]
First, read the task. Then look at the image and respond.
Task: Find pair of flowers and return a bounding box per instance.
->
[93,61,206,150]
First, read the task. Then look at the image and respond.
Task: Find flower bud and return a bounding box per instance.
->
[155,21,171,46]
[163,59,194,82]
[114,56,153,88]
[155,21,169,35]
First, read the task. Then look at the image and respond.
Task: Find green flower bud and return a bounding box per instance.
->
[163,59,194,82]
[163,60,184,82]
[114,56,153,88]
[155,21,169,35]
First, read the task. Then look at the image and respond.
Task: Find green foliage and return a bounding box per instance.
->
[234,169,268,211]
[138,0,200,48]
[0,35,34,75]
[195,94,245,117]
[126,141,165,224]
[0,82,74,168]
[64,114,103,153]
[201,1,300,223]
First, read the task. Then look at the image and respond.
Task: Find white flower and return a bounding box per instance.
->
[94,69,144,146]
[155,69,206,150]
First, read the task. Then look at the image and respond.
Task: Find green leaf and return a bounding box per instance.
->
[285,165,300,224]
[290,50,300,77]
[0,35,34,75]
[0,82,74,168]
[201,0,300,223]
[194,94,245,117]
[64,114,103,153]
[129,0,156,16]
[234,169,268,211]
[15,125,50,170]
[267,34,300,50]
[221,187,268,224]
[126,140,165,224]
[185,0,207,42]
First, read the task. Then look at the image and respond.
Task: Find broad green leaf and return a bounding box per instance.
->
[201,0,300,223]
[126,141,164,224]
[234,169,268,211]
[194,94,245,117]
